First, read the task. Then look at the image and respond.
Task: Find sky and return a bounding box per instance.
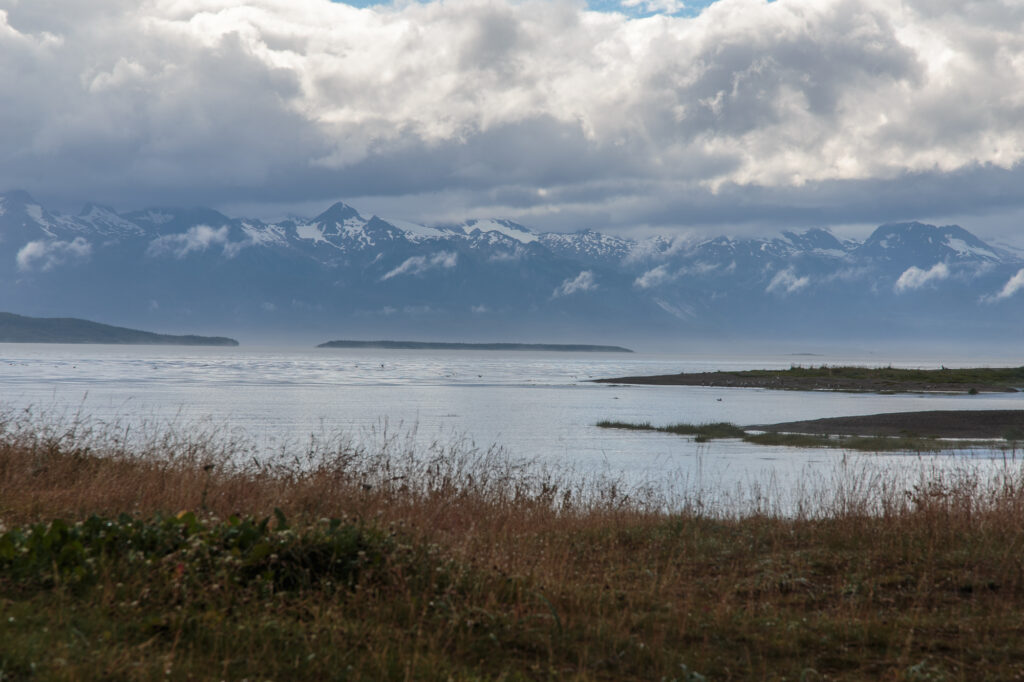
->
[1,0,1023,239]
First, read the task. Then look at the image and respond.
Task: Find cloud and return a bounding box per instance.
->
[894,262,950,292]
[488,247,525,262]
[765,267,809,295]
[553,270,598,297]
[986,268,1024,302]
[634,264,673,288]
[653,297,695,320]
[146,225,246,258]
[381,251,458,280]
[16,237,91,271]
[2,1,1024,235]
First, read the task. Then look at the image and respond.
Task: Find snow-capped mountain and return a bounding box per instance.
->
[2,189,1023,345]
[853,222,1005,266]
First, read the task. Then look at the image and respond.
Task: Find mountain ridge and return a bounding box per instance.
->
[2,189,1022,345]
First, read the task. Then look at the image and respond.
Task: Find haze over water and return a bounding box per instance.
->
[3,344,1022,507]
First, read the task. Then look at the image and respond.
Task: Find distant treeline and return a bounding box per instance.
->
[317,339,633,353]
[0,312,238,346]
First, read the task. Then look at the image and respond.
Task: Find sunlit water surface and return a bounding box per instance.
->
[3,344,1023,508]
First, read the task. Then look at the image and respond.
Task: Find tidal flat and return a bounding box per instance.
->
[598,409,1024,451]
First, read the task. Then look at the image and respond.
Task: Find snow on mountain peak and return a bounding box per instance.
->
[383,218,450,241]
[77,203,145,237]
[294,222,329,244]
[462,219,537,243]
[539,229,634,261]
[945,235,998,260]
[859,222,1003,264]
[239,221,287,247]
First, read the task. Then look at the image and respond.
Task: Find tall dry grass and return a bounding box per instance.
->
[0,408,673,567]
[6,408,1024,679]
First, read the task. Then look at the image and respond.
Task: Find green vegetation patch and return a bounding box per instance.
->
[0,510,400,596]
[597,419,745,440]
[750,363,1024,387]
[7,509,1024,679]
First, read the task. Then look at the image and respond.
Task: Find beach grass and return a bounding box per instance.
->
[761,363,1024,386]
[4,411,1024,679]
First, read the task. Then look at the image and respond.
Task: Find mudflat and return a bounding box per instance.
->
[751,410,1024,439]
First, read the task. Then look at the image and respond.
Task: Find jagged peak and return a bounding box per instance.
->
[125,206,231,224]
[78,202,119,217]
[780,227,845,250]
[0,189,38,206]
[314,201,362,224]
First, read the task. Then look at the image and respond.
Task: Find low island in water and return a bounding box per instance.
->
[596,364,1024,394]
[318,339,633,352]
[0,312,239,346]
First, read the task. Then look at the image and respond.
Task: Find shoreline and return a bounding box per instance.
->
[594,366,1024,394]
[750,409,1024,439]
[318,339,633,352]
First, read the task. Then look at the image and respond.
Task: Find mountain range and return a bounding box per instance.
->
[2,189,1022,348]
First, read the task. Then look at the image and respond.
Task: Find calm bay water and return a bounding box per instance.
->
[2,343,1022,505]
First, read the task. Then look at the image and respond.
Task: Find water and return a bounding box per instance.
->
[2,343,1022,505]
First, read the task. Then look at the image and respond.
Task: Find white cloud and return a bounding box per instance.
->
[3,1,1024,229]
[986,268,1024,302]
[653,297,694,319]
[16,237,91,271]
[894,262,950,292]
[765,267,809,295]
[146,225,246,258]
[381,251,458,280]
[488,248,525,262]
[553,270,598,297]
[634,263,673,288]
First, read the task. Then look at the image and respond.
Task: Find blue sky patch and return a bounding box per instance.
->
[330,0,721,17]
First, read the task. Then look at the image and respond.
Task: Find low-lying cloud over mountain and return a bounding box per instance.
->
[2,190,1023,346]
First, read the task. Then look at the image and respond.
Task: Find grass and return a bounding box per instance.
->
[597,419,746,441]
[6,410,1024,678]
[596,419,1002,452]
[745,364,1024,387]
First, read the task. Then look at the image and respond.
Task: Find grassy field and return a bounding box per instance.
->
[596,364,1024,393]
[749,364,1024,386]
[4,412,1024,679]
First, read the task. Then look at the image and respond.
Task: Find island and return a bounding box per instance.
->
[0,312,239,346]
[318,339,633,352]
[595,365,1024,393]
